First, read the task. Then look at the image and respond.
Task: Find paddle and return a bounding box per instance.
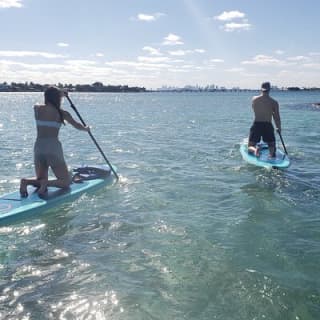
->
[277,129,288,156]
[65,94,119,180]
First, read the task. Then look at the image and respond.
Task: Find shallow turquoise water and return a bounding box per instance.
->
[0,91,319,319]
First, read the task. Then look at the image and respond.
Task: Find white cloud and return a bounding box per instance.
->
[57,42,69,47]
[65,60,97,66]
[96,53,104,57]
[0,59,63,70]
[162,33,184,46]
[138,13,155,22]
[210,58,224,63]
[0,50,66,58]
[223,22,251,32]
[303,63,320,69]
[0,0,22,8]
[226,67,245,72]
[287,55,309,62]
[105,60,171,71]
[0,59,130,84]
[181,64,196,69]
[214,10,245,21]
[142,46,162,56]
[214,10,251,32]
[137,56,170,63]
[275,50,285,55]
[168,50,188,56]
[135,12,165,22]
[242,54,282,66]
[105,61,139,67]
[168,49,205,56]
[2,52,319,89]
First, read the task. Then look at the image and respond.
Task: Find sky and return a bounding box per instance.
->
[1,0,320,89]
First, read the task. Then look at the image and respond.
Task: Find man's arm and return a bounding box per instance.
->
[272,101,281,132]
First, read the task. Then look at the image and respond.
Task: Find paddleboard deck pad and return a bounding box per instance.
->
[0,165,115,224]
[240,141,290,169]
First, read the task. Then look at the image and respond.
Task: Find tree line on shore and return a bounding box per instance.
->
[0,82,146,93]
[0,81,319,93]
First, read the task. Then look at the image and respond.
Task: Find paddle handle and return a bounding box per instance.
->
[65,95,119,180]
[277,129,288,155]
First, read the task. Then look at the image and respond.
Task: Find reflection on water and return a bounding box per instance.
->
[1,92,320,319]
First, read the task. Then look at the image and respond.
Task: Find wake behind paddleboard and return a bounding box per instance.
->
[0,165,116,224]
[240,141,290,169]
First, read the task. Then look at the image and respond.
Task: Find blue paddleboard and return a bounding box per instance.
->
[240,141,290,169]
[0,165,116,224]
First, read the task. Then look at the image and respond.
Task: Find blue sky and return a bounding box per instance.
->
[1,0,320,89]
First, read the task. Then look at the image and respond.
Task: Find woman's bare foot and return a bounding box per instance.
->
[19,178,28,198]
[37,179,48,196]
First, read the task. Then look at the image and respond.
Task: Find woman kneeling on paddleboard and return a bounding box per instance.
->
[20,86,90,197]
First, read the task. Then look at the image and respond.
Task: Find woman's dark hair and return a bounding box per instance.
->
[44,86,64,123]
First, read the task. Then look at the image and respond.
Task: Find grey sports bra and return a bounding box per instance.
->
[36,119,62,129]
[34,106,62,129]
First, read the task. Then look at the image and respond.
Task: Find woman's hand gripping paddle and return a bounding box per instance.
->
[65,93,119,180]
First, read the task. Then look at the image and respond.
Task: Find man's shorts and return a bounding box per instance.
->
[249,122,275,144]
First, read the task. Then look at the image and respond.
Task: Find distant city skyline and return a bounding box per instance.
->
[2,81,317,93]
[1,0,320,89]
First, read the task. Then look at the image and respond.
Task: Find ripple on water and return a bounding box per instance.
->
[1,92,320,319]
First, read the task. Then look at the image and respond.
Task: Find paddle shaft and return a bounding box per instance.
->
[277,130,288,155]
[65,95,119,180]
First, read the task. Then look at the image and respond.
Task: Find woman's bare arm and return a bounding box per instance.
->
[62,110,90,131]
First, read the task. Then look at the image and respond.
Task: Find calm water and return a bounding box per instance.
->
[0,91,319,319]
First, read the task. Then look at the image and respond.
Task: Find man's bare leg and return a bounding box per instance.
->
[268,142,276,158]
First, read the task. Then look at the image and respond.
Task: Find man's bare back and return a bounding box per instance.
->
[252,94,281,129]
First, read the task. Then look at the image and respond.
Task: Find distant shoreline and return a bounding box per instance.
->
[1,82,320,93]
[0,82,146,93]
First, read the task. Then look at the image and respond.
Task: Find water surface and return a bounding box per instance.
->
[0,91,319,319]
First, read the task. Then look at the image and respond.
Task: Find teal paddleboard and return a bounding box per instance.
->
[0,165,116,224]
[240,141,290,169]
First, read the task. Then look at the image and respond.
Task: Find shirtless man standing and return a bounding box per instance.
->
[248,82,281,158]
